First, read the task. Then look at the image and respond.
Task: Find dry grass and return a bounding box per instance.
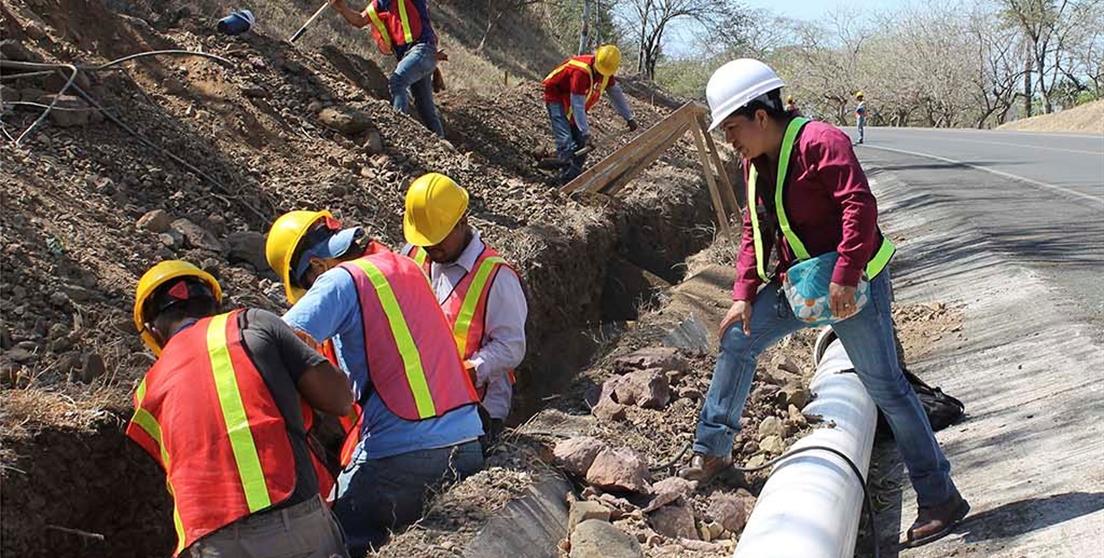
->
[997,100,1104,134]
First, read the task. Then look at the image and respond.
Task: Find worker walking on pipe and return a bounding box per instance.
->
[265,210,484,554]
[679,58,968,548]
[126,261,353,557]
[329,0,445,137]
[400,173,528,454]
[543,44,638,184]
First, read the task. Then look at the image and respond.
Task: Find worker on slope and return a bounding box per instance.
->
[126,261,352,557]
[330,0,445,137]
[855,90,866,144]
[543,44,639,184]
[680,59,968,548]
[400,173,528,453]
[266,210,484,554]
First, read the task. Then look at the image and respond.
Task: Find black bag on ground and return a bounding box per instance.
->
[875,366,966,438]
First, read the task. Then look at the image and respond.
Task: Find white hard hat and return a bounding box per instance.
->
[706,58,785,131]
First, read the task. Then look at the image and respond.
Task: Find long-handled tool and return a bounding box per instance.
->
[289,1,331,43]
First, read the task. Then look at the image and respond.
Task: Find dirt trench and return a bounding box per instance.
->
[1,1,719,554]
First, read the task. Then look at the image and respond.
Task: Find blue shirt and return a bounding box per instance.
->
[376,0,436,55]
[283,266,482,460]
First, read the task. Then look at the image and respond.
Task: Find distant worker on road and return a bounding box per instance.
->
[266,210,484,554]
[330,0,445,137]
[127,260,352,557]
[543,44,638,184]
[401,173,529,453]
[855,90,866,144]
[681,59,968,549]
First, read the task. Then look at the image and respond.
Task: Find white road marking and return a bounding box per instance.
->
[893,135,1103,155]
[861,144,1104,206]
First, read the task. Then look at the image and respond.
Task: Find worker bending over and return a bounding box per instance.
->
[401,173,528,452]
[543,44,638,183]
[266,210,484,554]
[330,0,444,137]
[127,261,352,557]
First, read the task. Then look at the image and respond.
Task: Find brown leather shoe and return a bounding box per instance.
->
[903,493,970,548]
[677,453,733,482]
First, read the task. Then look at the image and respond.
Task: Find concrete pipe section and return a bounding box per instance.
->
[733,329,878,558]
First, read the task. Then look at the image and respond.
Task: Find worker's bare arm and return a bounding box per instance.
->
[330,0,369,27]
[298,362,354,416]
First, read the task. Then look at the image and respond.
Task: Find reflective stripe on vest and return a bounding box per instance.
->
[402,244,432,275]
[366,4,393,51]
[453,254,507,356]
[747,117,896,282]
[339,252,479,421]
[345,258,437,418]
[366,0,422,49]
[125,311,295,555]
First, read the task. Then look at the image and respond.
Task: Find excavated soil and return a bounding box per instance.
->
[1,0,714,555]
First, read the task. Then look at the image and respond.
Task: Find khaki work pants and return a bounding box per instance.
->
[188,496,349,558]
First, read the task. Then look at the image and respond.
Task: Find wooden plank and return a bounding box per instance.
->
[697,113,743,215]
[568,104,693,195]
[560,102,703,195]
[601,118,692,196]
[582,114,689,194]
[690,119,734,243]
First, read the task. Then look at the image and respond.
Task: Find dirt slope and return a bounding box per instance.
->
[997,99,1104,134]
[1,0,716,555]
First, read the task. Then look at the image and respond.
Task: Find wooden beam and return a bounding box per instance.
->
[560,102,703,195]
[690,117,734,243]
[601,119,692,196]
[696,113,743,216]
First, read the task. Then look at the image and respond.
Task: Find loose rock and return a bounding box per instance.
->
[568,500,611,531]
[586,447,649,493]
[318,106,372,136]
[227,231,267,270]
[554,436,608,477]
[758,416,784,438]
[648,503,697,540]
[778,382,811,408]
[80,353,106,383]
[570,519,644,558]
[643,476,697,513]
[170,218,225,252]
[613,369,670,409]
[758,435,784,455]
[708,490,756,533]
[614,347,688,375]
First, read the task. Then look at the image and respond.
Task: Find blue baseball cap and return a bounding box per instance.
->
[292,227,363,285]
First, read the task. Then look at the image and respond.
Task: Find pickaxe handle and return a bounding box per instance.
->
[289,1,331,43]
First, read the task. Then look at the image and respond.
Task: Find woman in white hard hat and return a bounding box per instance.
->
[680,58,967,548]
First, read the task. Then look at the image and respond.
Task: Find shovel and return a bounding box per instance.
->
[289,1,331,43]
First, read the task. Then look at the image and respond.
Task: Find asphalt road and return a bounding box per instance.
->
[844,127,1104,557]
[848,127,1104,336]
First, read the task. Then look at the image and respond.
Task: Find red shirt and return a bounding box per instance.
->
[542,54,617,105]
[733,120,884,301]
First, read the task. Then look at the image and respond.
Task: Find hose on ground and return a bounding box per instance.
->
[2,60,78,146]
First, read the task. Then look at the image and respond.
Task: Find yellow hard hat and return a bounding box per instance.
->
[856,91,865,99]
[594,44,621,76]
[403,173,469,247]
[266,209,333,304]
[133,260,222,355]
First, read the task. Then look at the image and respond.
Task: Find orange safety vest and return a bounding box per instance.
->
[338,251,479,421]
[126,310,296,556]
[403,244,432,276]
[543,54,611,122]
[403,243,519,389]
[366,0,424,55]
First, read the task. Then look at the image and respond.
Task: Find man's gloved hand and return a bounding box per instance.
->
[627,118,639,132]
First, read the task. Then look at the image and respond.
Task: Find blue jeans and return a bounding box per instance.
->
[332,440,483,555]
[693,272,958,507]
[546,102,587,183]
[390,42,444,137]
[857,115,866,143]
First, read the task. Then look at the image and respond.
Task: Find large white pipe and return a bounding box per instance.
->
[733,330,878,558]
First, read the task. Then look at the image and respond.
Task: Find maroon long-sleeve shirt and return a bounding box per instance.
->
[733,120,885,302]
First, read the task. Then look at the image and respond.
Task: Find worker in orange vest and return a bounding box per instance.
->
[543,44,638,183]
[400,173,528,454]
[266,210,484,554]
[126,260,353,557]
[330,0,444,136]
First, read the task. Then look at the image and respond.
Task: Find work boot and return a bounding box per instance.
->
[903,493,970,548]
[677,453,732,482]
